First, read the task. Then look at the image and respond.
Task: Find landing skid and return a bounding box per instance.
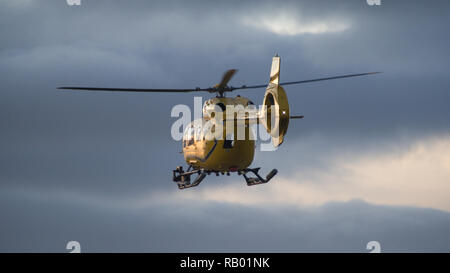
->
[172,165,278,189]
[172,166,206,189]
[239,167,278,186]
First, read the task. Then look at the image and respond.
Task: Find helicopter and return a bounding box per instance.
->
[59,55,380,189]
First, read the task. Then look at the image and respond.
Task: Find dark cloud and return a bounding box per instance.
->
[1,191,450,252]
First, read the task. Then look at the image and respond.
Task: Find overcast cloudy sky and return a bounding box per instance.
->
[1,0,450,252]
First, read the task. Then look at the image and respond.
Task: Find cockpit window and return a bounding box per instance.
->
[185,126,195,146]
[196,126,202,140]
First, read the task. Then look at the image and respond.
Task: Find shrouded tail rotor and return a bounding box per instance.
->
[260,55,290,147]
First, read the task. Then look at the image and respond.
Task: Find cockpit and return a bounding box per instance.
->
[183,120,214,147]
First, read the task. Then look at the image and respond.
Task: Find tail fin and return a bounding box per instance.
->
[269,54,281,84]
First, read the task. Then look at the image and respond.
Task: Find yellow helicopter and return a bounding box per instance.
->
[59,55,379,189]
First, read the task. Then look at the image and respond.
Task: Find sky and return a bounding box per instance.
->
[1,0,450,252]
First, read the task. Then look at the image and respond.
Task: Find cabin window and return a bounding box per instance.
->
[202,124,211,141]
[223,133,234,149]
[216,103,226,111]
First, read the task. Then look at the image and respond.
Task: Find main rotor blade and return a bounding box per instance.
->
[231,72,381,91]
[58,70,238,94]
[58,87,211,92]
[216,69,237,90]
[280,72,381,86]
[58,72,380,93]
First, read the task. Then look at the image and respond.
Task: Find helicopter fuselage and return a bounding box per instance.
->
[182,96,255,173]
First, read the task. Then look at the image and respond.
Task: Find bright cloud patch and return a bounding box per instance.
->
[242,12,349,35]
[174,134,450,212]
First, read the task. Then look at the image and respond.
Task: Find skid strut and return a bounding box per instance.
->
[239,167,278,186]
[172,166,206,189]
